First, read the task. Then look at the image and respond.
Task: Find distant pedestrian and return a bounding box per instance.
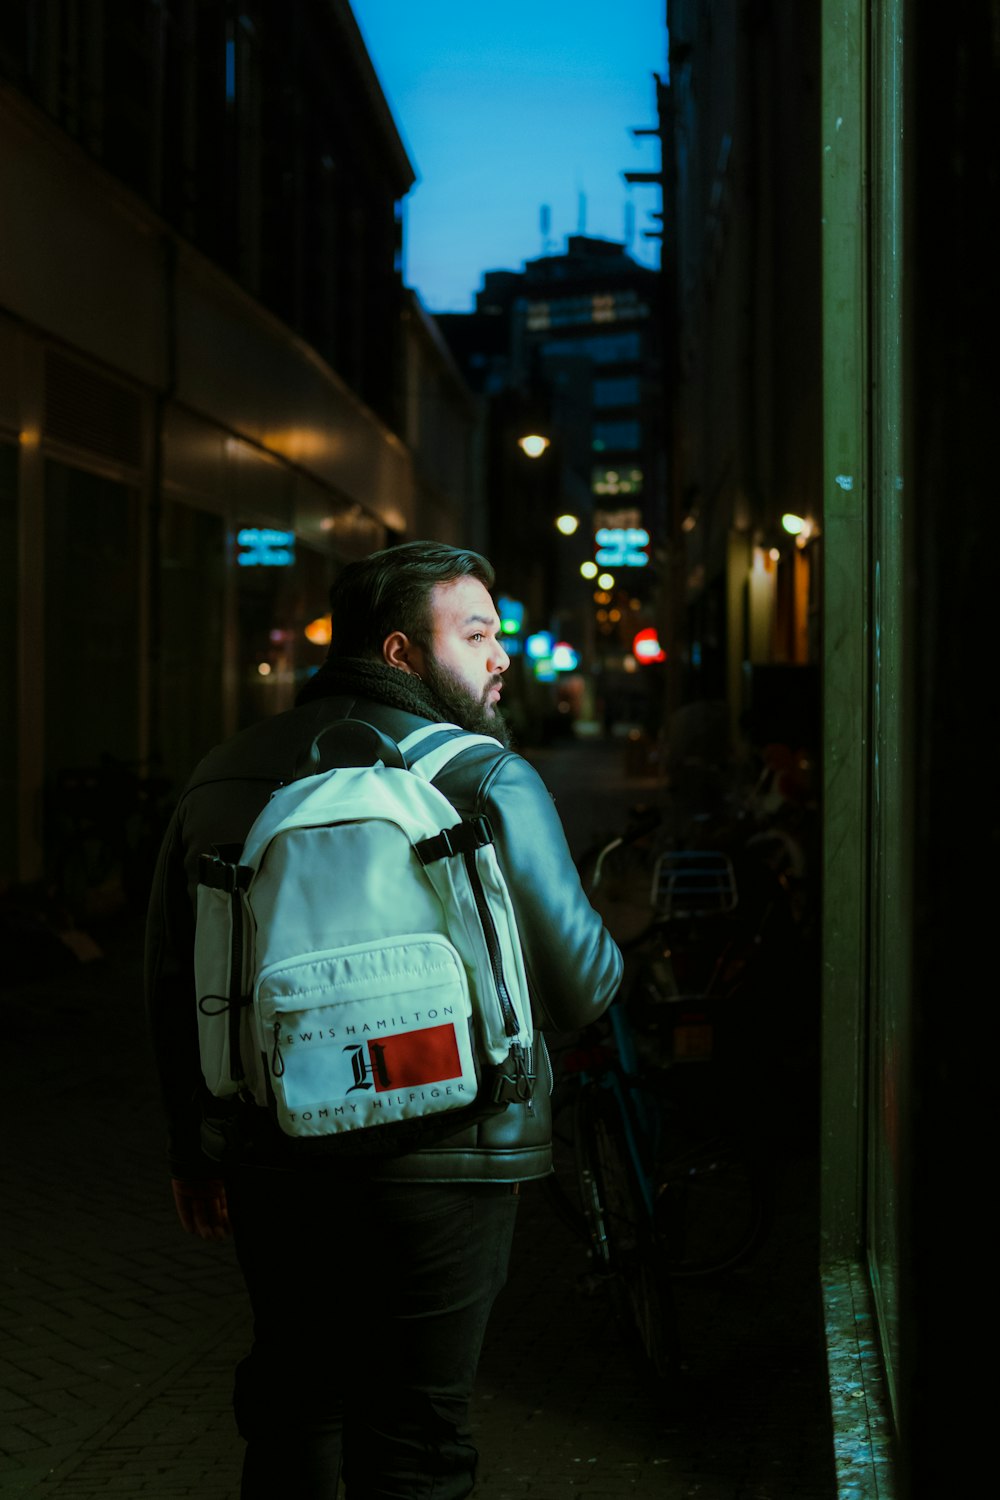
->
[145,540,622,1499]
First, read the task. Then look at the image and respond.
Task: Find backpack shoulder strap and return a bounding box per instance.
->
[400,724,503,785]
[397,722,461,761]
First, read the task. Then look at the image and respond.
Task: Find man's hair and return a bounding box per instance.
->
[327,540,495,659]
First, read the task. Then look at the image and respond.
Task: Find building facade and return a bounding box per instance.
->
[0,0,481,891]
[438,235,664,736]
[664,2,994,1495]
[664,0,822,745]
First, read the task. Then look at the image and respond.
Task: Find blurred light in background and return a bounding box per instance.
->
[304,616,332,646]
[525,631,554,659]
[632,627,666,664]
[552,642,579,671]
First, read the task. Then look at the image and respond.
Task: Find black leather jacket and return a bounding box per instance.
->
[144,692,623,1183]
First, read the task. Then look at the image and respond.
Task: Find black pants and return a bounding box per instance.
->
[225,1164,519,1500]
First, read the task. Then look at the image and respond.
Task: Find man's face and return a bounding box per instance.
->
[410,576,512,744]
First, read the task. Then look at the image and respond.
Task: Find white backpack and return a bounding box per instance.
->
[193,721,534,1153]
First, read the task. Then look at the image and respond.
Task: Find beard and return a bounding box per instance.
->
[421,655,512,749]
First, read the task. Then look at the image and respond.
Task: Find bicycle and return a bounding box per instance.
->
[574,804,663,948]
[548,998,676,1379]
[546,815,767,1378]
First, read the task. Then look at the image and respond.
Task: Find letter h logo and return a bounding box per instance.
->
[345,1043,391,1093]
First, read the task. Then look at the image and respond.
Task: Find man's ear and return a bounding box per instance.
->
[383,631,425,677]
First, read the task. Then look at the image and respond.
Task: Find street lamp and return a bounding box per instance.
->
[555,513,579,535]
[518,434,550,458]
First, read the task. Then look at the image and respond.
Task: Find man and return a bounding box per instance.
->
[145,540,622,1499]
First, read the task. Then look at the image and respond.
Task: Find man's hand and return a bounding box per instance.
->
[171,1177,231,1240]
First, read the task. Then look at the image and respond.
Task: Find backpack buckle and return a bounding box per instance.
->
[415,816,494,866]
[199,851,252,892]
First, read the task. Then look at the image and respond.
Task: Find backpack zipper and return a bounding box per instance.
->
[463,849,519,1038]
[463,850,533,1109]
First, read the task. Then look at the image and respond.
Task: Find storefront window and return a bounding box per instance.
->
[160,500,226,787]
[236,534,334,730]
[44,461,140,776]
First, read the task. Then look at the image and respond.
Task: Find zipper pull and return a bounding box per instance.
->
[512,1044,534,1106]
[270,1021,285,1078]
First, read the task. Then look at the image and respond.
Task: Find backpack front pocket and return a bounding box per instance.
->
[255,933,478,1139]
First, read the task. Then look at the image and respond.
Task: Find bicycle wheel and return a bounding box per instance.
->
[574,1084,676,1378]
[655,1133,765,1277]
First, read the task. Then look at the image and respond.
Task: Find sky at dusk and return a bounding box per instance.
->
[349,1,668,312]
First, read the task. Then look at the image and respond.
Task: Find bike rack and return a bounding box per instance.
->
[650,850,738,919]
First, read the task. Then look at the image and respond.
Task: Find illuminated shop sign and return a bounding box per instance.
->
[238,528,296,567]
[525,632,577,678]
[552,642,579,672]
[497,595,525,635]
[594,527,649,568]
[632,627,666,664]
[525,631,554,659]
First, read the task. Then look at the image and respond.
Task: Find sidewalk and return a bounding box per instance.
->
[1,736,835,1499]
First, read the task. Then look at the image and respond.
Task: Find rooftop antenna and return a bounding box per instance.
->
[540,203,554,253]
[577,189,587,235]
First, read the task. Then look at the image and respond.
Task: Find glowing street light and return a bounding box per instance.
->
[518,434,550,458]
[580,560,598,579]
[597,572,615,589]
[555,513,579,536]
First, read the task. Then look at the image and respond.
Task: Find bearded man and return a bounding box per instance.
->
[145,540,622,1500]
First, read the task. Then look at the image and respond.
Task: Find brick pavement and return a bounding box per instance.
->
[1,737,836,1499]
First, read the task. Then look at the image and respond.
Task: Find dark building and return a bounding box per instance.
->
[438,235,664,736]
[1,0,410,430]
[661,3,995,1495]
[663,0,822,738]
[0,0,481,893]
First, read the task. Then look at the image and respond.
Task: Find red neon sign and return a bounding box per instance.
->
[632,628,666,664]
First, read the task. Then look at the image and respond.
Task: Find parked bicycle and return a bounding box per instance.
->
[548,810,770,1378]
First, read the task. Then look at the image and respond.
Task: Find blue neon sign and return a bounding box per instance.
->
[497,595,525,635]
[525,631,554,660]
[594,527,649,568]
[237,528,296,567]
